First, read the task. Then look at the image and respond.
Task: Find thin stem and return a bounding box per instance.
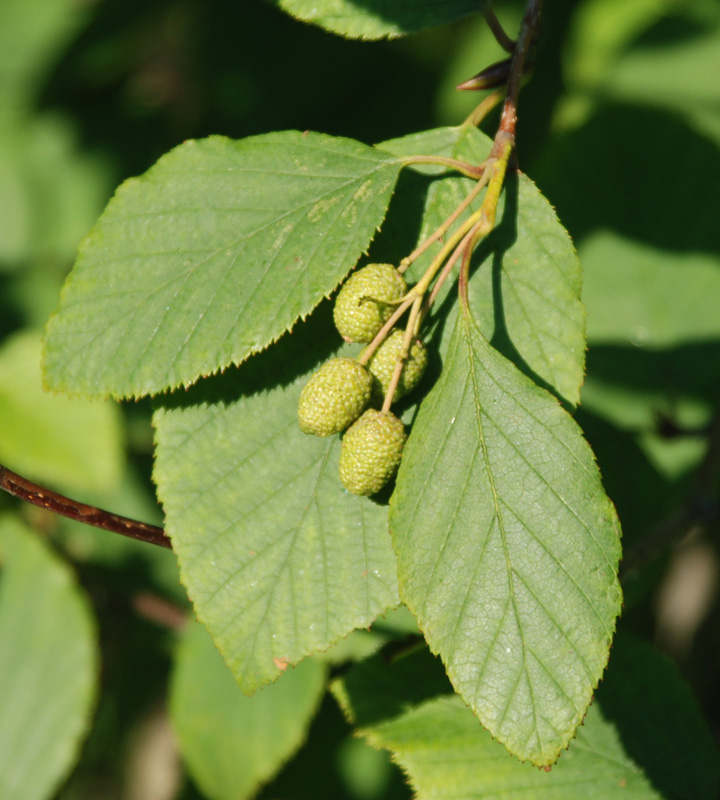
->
[0,463,172,549]
[357,294,416,366]
[361,179,492,368]
[418,226,478,329]
[477,134,513,235]
[464,88,506,128]
[494,0,543,145]
[483,2,516,53]
[400,155,486,180]
[399,173,489,274]
[458,222,481,311]
[457,142,512,310]
[413,201,486,297]
[457,0,542,310]
[382,297,422,413]
[371,0,543,371]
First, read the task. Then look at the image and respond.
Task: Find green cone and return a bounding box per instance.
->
[333,264,406,343]
[368,328,428,403]
[339,409,407,495]
[298,358,372,437]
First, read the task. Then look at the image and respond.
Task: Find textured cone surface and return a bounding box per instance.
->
[340,409,406,495]
[333,264,407,343]
[368,329,428,403]
[298,358,372,436]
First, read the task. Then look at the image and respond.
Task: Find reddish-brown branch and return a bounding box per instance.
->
[493,0,543,149]
[0,463,172,549]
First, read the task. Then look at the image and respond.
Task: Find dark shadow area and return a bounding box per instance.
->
[514,0,578,171]
[258,690,413,800]
[366,168,435,268]
[577,408,677,550]
[58,555,180,798]
[155,300,341,412]
[0,275,24,338]
[597,630,720,800]
[473,172,576,407]
[39,0,457,180]
[533,103,720,256]
[586,340,720,405]
[333,645,453,729]
[631,13,709,48]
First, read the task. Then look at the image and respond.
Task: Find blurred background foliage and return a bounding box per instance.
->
[0,0,718,797]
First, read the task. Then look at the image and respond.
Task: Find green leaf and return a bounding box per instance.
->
[332,646,453,727]
[0,516,97,800]
[171,621,326,800]
[43,131,401,399]
[597,633,720,800]
[563,1,720,140]
[355,692,660,798]
[376,696,663,800]
[389,311,622,765]
[271,0,480,40]
[380,125,586,405]
[575,228,720,480]
[153,309,399,693]
[581,352,714,483]
[334,634,720,800]
[535,105,720,256]
[557,0,675,131]
[0,331,123,494]
[580,231,720,347]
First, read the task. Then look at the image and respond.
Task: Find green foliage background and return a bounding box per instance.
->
[0,0,719,797]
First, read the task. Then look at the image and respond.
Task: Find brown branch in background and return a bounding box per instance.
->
[620,412,720,580]
[0,463,172,550]
[133,592,188,630]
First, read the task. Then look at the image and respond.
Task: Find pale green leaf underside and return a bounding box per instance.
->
[362,695,659,799]
[271,0,479,39]
[0,517,97,800]
[171,621,326,800]
[381,125,586,405]
[43,131,401,399]
[389,313,622,765]
[153,334,399,692]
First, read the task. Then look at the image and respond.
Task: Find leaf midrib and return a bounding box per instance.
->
[462,310,543,748]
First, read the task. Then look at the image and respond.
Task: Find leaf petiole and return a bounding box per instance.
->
[400,154,486,180]
[357,294,416,366]
[464,88,507,128]
[381,296,423,413]
[399,169,490,274]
